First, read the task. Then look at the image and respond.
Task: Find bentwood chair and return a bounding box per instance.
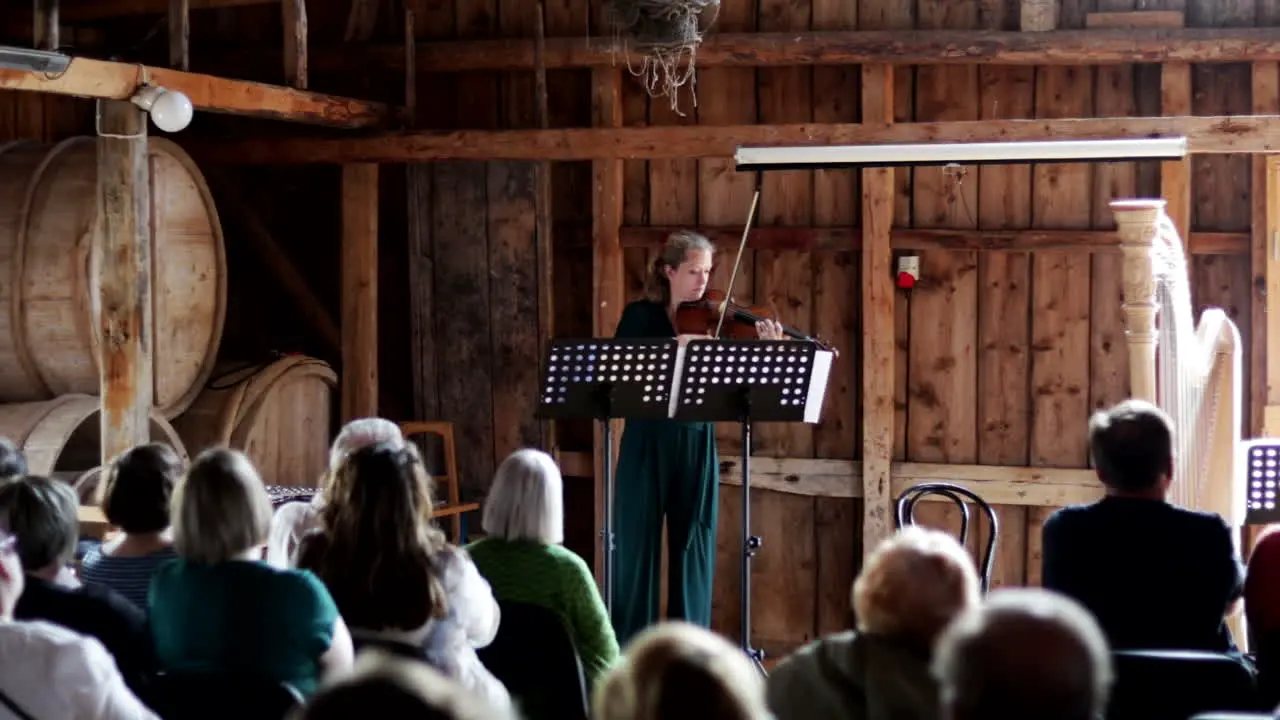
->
[894,482,998,592]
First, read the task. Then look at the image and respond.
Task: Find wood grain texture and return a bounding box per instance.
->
[340,163,378,423]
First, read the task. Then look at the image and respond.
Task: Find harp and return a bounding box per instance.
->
[1112,199,1245,531]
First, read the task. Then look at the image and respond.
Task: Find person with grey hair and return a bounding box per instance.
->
[149,447,354,698]
[467,448,620,689]
[267,417,406,567]
[0,475,154,697]
[0,526,159,719]
[766,526,980,720]
[932,587,1113,720]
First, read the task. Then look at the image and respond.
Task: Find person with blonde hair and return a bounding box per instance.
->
[766,526,981,720]
[932,587,1113,720]
[267,417,406,567]
[594,621,774,720]
[467,449,619,689]
[149,447,354,697]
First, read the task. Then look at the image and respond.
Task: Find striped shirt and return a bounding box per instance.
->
[79,545,178,613]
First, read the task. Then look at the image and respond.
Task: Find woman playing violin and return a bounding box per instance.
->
[610,230,784,644]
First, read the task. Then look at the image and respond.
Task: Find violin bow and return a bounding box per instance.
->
[713,175,761,340]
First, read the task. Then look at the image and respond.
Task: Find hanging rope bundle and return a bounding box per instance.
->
[604,0,720,115]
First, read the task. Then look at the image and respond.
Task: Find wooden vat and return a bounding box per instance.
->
[0,394,189,499]
[0,137,227,419]
[171,356,337,488]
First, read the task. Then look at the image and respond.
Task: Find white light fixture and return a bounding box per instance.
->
[734,137,1188,170]
[130,84,194,133]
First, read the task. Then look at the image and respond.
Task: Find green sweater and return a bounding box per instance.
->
[465,538,620,687]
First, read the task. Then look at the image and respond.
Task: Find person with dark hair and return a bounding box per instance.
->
[80,443,183,611]
[0,475,155,697]
[1041,399,1245,651]
[0,437,26,481]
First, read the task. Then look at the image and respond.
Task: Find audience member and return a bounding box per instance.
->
[0,438,25,482]
[1245,526,1280,705]
[932,587,1113,720]
[1041,399,1243,651]
[295,442,510,711]
[267,417,405,567]
[467,448,619,688]
[0,526,158,719]
[149,447,354,697]
[766,526,980,720]
[80,443,182,611]
[595,621,775,720]
[296,649,513,720]
[0,474,154,696]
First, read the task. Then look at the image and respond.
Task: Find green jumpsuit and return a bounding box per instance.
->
[612,299,720,645]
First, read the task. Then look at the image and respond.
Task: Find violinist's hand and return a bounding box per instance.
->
[755,319,784,340]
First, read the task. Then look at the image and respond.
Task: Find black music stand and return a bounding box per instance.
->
[672,338,833,675]
[535,338,680,616]
[1241,438,1280,525]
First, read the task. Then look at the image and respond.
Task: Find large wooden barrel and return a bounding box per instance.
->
[0,394,189,500]
[172,356,337,488]
[0,137,227,419]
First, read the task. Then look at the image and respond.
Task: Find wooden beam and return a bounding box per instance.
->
[96,100,154,501]
[34,0,59,50]
[1253,63,1279,438]
[1161,63,1192,242]
[862,63,895,558]
[300,28,1280,72]
[188,115,1280,164]
[169,0,190,70]
[340,164,378,422]
[0,56,387,129]
[283,0,307,89]
[619,226,1248,255]
[1264,154,1280,435]
[555,450,1102,506]
[1085,11,1185,28]
[59,0,269,20]
[590,66,625,586]
[534,2,553,449]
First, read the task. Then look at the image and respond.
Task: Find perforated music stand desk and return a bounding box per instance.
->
[535,338,680,616]
[1241,438,1280,525]
[672,338,833,673]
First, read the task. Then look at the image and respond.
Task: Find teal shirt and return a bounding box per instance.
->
[465,538,620,687]
[148,558,339,697]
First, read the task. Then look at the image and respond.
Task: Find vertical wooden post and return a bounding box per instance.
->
[97,100,153,496]
[33,0,59,51]
[283,0,308,89]
[591,66,625,585]
[341,163,379,422]
[169,0,190,70]
[1252,61,1279,438]
[1160,62,1192,242]
[861,63,895,558]
[534,2,555,450]
[403,8,415,125]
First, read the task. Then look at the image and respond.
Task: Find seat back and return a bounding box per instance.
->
[894,482,999,592]
[145,671,304,720]
[476,601,589,720]
[1107,650,1261,720]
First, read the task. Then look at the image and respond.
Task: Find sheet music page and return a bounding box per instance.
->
[667,343,688,418]
[804,350,835,423]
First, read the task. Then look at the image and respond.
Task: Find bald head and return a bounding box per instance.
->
[932,588,1113,720]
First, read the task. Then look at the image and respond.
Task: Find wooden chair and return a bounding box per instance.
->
[400,421,481,541]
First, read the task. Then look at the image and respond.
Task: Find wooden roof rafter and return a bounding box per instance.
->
[0,55,389,128]
[189,114,1280,164]
[293,27,1280,71]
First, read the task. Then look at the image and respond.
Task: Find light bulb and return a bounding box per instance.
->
[149,89,193,133]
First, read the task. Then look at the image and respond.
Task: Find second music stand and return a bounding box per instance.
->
[673,338,832,675]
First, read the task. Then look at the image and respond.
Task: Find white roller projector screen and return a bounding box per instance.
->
[733,137,1188,171]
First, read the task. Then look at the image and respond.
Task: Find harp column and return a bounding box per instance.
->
[1112,198,1165,405]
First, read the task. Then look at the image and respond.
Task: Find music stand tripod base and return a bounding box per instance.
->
[534,338,680,617]
[673,338,830,676]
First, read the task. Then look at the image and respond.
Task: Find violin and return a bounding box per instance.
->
[675,289,838,354]
[671,186,839,357]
